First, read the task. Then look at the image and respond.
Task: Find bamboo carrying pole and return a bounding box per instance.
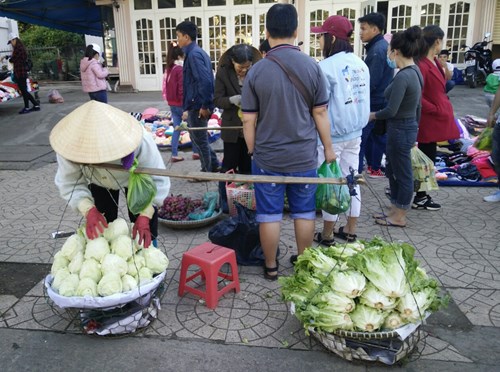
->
[95,163,366,185]
[184,126,243,131]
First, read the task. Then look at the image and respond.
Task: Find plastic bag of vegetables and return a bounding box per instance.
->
[315,160,351,215]
[474,127,493,151]
[127,158,157,215]
[411,146,439,192]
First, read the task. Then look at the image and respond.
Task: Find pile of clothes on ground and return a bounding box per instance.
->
[0,75,38,102]
[434,115,497,186]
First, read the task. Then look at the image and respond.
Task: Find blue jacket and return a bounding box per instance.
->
[364,34,393,110]
[182,42,215,111]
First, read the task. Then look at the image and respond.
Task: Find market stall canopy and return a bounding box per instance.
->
[0,0,104,36]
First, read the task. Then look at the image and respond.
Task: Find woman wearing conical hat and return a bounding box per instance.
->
[50,101,170,248]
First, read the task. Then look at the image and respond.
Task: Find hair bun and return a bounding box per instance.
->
[404,25,422,42]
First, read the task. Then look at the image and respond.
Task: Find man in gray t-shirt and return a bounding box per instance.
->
[241,4,335,280]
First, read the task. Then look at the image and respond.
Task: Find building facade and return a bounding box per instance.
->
[96,0,498,91]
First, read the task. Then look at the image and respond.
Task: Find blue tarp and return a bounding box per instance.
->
[0,0,103,36]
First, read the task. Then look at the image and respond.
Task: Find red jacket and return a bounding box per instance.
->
[162,62,183,107]
[417,57,459,143]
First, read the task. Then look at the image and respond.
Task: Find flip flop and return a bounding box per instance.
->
[333,226,357,242]
[372,212,388,219]
[375,218,406,228]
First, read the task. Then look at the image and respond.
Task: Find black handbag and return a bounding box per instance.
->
[372,119,387,135]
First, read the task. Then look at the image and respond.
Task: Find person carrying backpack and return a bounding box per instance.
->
[8,33,40,114]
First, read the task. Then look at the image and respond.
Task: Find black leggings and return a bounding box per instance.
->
[88,184,158,241]
[15,74,38,109]
[416,142,437,198]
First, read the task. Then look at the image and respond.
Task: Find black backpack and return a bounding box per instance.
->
[25,58,33,72]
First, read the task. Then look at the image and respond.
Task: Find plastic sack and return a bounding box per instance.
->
[48,89,64,103]
[315,160,351,215]
[411,147,439,192]
[127,158,157,215]
[189,191,219,220]
[474,127,493,151]
[208,203,265,266]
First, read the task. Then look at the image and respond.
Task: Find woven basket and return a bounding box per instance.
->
[226,183,256,216]
[158,209,222,230]
[311,327,422,365]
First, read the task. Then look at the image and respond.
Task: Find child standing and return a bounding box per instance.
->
[484,59,500,109]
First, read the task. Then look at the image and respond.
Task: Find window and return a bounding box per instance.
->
[134,0,152,9]
[158,0,176,8]
[183,0,201,7]
[235,14,252,45]
[259,13,266,43]
[208,15,227,68]
[159,17,178,70]
[208,0,226,5]
[391,5,412,32]
[259,0,274,3]
[420,3,441,27]
[362,5,374,16]
[136,18,156,75]
[309,9,329,60]
[447,1,471,64]
[235,0,252,4]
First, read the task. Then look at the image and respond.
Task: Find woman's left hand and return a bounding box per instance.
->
[369,112,377,122]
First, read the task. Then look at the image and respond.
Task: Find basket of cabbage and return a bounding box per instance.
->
[45,218,170,335]
[279,237,448,365]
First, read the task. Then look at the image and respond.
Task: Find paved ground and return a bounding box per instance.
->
[0,83,499,371]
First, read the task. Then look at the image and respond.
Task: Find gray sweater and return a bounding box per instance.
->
[375,65,423,123]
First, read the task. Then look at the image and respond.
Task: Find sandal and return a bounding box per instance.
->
[333,226,357,242]
[313,232,335,246]
[263,263,279,281]
[289,255,298,265]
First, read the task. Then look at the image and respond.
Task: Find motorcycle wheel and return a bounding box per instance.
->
[468,74,477,88]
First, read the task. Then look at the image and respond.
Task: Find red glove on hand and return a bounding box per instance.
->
[86,207,108,240]
[132,215,152,248]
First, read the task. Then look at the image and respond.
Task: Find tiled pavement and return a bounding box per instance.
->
[0,84,499,369]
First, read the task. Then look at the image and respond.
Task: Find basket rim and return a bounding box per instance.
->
[158,209,222,228]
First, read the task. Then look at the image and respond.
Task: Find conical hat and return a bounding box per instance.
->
[49,101,143,164]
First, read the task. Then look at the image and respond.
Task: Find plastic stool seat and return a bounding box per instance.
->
[178,242,240,309]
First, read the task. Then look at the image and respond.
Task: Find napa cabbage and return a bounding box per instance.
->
[122,274,138,292]
[97,272,123,296]
[51,251,69,275]
[103,217,130,241]
[79,258,102,283]
[350,304,386,332]
[52,267,71,291]
[84,237,110,262]
[60,234,85,261]
[127,255,146,277]
[329,270,366,298]
[360,283,397,310]
[111,235,135,260]
[76,277,98,297]
[58,274,80,297]
[68,251,84,274]
[143,248,169,274]
[101,254,128,277]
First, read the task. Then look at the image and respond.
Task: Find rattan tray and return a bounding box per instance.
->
[158,209,222,229]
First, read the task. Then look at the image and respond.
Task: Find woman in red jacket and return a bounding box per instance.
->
[415,25,459,210]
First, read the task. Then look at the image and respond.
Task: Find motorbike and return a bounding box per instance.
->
[463,32,493,88]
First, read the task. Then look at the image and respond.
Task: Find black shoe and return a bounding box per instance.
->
[412,195,441,211]
[30,106,41,112]
[19,108,31,114]
[289,255,298,264]
[313,232,335,246]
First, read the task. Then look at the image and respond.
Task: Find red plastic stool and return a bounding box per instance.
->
[178,242,240,309]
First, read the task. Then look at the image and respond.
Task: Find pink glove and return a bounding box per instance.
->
[133,215,152,248]
[86,207,108,239]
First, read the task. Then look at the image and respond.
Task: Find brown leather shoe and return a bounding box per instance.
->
[192,154,200,160]
[171,156,184,163]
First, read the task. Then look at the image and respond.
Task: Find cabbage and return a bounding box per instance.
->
[294,248,340,281]
[60,234,85,260]
[58,274,80,297]
[348,243,413,298]
[329,270,366,298]
[138,267,153,284]
[299,304,353,333]
[51,251,69,275]
[279,271,322,305]
[79,259,102,283]
[383,311,406,330]
[350,305,386,332]
[143,248,169,274]
[68,251,84,274]
[312,291,355,313]
[122,274,138,292]
[127,255,146,277]
[111,235,135,260]
[397,288,435,322]
[103,218,130,241]
[360,283,397,310]
[52,268,71,291]
[101,254,128,277]
[97,272,123,296]
[322,242,364,260]
[76,277,98,297]
[84,237,110,262]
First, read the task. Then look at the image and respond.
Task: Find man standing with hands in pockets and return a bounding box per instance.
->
[241,3,335,280]
[176,21,220,173]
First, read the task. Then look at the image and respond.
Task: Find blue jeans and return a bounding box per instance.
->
[493,121,500,188]
[385,118,418,210]
[187,110,219,172]
[170,106,183,156]
[359,106,387,173]
[88,90,108,103]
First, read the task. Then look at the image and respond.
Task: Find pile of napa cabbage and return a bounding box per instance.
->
[279,237,448,334]
[50,218,169,298]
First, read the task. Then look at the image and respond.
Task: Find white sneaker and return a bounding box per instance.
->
[483,190,500,202]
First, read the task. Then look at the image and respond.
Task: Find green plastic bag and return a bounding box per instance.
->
[127,158,157,215]
[189,191,219,220]
[315,160,351,215]
[474,127,493,151]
